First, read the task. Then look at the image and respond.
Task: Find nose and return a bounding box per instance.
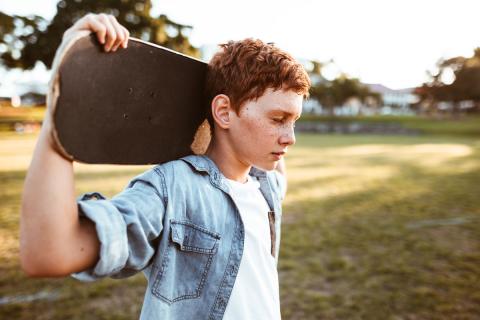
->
[279,124,296,146]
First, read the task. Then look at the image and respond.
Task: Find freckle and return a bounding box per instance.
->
[80,247,85,252]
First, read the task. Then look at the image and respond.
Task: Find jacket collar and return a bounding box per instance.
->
[181,154,275,211]
[180,154,267,182]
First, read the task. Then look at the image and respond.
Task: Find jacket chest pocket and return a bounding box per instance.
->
[152,219,221,304]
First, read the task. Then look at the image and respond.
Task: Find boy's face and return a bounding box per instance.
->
[228,88,303,171]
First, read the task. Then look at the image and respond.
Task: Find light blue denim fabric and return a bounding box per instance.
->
[71,154,285,320]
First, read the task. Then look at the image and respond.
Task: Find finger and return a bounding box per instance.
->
[99,14,116,51]
[121,27,130,49]
[107,15,125,51]
[85,15,107,45]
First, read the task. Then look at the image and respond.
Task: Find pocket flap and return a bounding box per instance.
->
[170,220,221,254]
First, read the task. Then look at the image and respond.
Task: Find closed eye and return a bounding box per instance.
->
[272,118,297,129]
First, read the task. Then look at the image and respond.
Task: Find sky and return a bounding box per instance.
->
[0,0,479,95]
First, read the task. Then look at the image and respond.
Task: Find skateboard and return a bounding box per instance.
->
[50,33,209,164]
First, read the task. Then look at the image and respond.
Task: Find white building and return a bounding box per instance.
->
[366,83,418,115]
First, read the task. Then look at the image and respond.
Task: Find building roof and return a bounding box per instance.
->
[365,83,415,95]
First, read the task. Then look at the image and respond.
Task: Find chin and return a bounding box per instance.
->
[252,160,277,172]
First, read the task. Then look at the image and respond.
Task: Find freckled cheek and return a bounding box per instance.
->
[242,117,277,143]
[266,128,279,138]
[250,122,277,138]
[244,119,265,133]
[259,128,279,147]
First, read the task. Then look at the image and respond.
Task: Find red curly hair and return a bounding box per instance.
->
[204,38,311,129]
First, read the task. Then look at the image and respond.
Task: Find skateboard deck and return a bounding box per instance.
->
[51,33,208,164]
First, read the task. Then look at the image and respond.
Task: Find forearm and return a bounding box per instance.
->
[20,119,99,276]
[20,13,129,277]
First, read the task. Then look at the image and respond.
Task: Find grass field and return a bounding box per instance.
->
[0,107,44,132]
[299,114,480,137]
[1,130,479,319]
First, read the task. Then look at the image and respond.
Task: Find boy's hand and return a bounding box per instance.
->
[45,13,130,160]
[65,13,129,52]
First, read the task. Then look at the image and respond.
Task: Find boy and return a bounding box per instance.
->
[20,13,310,319]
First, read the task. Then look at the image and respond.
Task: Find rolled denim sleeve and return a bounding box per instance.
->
[71,167,166,282]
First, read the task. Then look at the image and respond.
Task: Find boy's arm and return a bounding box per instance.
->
[20,13,129,277]
[20,116,99,277]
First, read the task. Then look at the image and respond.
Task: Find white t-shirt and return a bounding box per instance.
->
[223,174,282,320]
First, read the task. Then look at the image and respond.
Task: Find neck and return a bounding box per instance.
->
[205,137,251,183]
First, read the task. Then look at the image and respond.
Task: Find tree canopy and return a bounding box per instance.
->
[0,0,199,70]
[415,48,480,113]
[310,73,381,114]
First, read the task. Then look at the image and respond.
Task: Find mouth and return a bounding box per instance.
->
[271,151,286,159]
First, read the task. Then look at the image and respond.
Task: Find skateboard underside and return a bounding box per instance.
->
[53,34,208,164]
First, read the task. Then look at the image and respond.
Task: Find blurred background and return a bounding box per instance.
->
[1,0,479,319]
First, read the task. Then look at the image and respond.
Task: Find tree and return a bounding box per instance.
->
[310,74,381,115]
[416,48,480,115]
[0,0,199,71]
[310,60,323,76]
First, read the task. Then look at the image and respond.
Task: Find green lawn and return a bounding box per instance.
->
[300,114,480,137]
[1,131,479,319]
[280,134,480,319]
[0,107,44,132]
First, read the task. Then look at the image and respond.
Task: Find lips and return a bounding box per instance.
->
[271,151,286,159]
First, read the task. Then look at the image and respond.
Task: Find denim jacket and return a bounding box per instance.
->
[71,154,285,319]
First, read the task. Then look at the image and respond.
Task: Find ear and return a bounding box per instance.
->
[211,94,232,129]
